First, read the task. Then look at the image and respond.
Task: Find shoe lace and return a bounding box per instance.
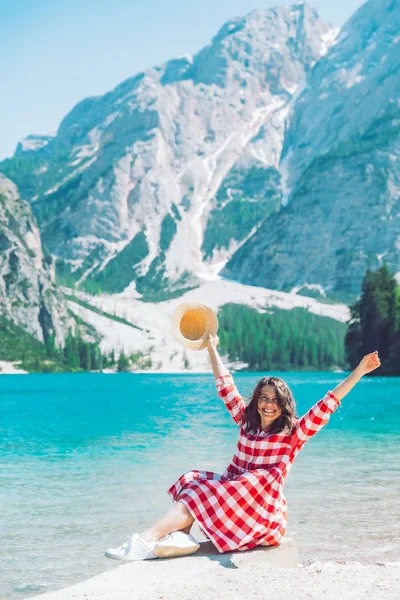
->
[130,533,154,548]
[120,541,130,550]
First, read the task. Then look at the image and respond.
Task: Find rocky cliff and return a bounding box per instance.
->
[0,174,73,344]
[223,0,400,298]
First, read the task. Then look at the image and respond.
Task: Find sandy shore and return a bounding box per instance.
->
[0,361,27,374]
[24,542,400,600]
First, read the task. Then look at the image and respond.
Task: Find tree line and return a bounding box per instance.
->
[33,330,152,373]
[217,304,346,371]
[0,317,152,374]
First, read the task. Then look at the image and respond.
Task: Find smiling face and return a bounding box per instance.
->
[257,384,282,430]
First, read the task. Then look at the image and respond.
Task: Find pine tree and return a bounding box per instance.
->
[45,334,57,359]
[386,278,400,375]
[109,349,115,366]
[117,351,130,372]
[345,265,399,375]
[183,351,190,369]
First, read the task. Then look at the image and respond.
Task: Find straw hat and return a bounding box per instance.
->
[171,302,219,351]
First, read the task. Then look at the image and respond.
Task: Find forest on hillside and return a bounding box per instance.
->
[217,304,346,371]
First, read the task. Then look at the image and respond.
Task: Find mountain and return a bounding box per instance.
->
[0,4,332,299]
[1,0,398,314]
[0,174,73,345]
[224,0,400,300]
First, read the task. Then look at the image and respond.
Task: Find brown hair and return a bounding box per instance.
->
[242,376,296,434]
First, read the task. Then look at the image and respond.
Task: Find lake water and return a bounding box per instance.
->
[1,372,399,600]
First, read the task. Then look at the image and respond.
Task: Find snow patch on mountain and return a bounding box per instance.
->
[16,134,56,154]
[320,28,340,56]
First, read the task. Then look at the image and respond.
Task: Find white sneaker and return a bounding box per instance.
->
[154,531,200,558]
[105,533,157,561]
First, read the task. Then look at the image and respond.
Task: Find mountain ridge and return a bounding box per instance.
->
[0,3,334,299]
[224,0,400,298]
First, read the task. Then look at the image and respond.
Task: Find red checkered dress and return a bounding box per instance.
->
[167,374,340,553]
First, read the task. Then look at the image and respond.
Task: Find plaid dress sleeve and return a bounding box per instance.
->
[291,391,341,449]
[215,374,247,425]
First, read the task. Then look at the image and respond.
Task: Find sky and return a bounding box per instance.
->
[0,0,366,161]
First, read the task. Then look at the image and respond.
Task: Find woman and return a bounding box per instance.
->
[105,335,381,561]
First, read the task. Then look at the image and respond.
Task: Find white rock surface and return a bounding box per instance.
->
[22,553,400,600]
[66,278,349,371]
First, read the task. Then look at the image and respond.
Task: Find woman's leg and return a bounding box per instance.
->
[140,501,194,542]
[180,525,192,534]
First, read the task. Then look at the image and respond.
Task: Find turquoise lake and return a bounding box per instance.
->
[1,372,400,600]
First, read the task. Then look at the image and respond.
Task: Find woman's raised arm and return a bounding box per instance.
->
[207,333,229,379]
[292,351,381,449]
[331,351,381,401]
[207,333,246,426]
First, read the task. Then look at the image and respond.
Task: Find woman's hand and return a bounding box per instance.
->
[358,351,381,375]
[207,333,219,351]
